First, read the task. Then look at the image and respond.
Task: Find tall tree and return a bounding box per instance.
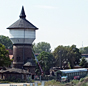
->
[0,35,12,49]
[67,45,81,68]
[53,45,69,69]
[33,42,51,53]
[53,45,81,69]
[0,43,11,67]
[35,51,55,75]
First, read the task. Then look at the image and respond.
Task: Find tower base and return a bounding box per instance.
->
[13,44,33,68]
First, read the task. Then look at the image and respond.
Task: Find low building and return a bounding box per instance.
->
[0,68,31,81]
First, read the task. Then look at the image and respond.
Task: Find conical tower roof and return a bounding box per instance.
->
[7,6,38,30]
[19,6,26,18]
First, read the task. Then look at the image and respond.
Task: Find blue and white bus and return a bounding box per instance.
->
[56,68,88,81]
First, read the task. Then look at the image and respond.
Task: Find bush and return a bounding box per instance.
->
[81,83,87,86]
[70,80,79,85]
[80,78,84,82]
[45,80,61,86]
[41,75,56,80]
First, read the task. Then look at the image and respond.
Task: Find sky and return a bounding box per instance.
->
[0,0,88,51]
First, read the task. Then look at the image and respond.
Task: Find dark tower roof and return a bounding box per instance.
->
[7,6,38,30]
[19,6,26,18]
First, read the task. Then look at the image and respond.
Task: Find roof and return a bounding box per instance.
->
[60,68,87,73]
[74,65,81,68]
[7,6,38,30]
[19,6,26,18]
[81,54,88,58]
[9,55,13,60]
[0,68,30,74]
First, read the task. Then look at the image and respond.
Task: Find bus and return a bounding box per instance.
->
[56,68,88,81]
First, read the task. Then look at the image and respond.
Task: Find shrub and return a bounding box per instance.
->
[80,78,84,82]
[41,75,56,80]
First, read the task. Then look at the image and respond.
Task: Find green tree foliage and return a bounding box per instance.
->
[79,46,88,54]
[79,57,88,68]
[0,43,11,67]
[53,45,81,69]
[35,51,55,75]
[33,42,51,53]
[68,45,81,68]
[0,35,12,49]
[53,45,68,68]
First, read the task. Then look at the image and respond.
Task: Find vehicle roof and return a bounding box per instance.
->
[60,68,87,73]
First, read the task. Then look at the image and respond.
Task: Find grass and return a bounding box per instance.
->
[43,77,88,86]
[45,80,63,86]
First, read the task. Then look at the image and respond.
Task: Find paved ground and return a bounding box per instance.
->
[0,83,30,86]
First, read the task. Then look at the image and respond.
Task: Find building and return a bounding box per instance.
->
[0,68,30,81]
[0,6,38,81]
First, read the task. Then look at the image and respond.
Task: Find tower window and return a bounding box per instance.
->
[17,57,20,61]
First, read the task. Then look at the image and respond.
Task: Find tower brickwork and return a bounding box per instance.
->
[13,44,33,68]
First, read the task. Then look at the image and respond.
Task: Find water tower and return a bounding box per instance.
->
[7,6,38,70]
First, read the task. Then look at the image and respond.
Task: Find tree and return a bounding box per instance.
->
[53,45,69,69]
[79,46,88,54]
[0,43,11,67]
[0,35,12,49]
[79,57,88,68]
[67,45,81,68]
[33,42,51,53]
[53,45,81,69]
[35,51,55,75]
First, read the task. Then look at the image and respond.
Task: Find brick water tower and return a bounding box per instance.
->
[7,6,38,72]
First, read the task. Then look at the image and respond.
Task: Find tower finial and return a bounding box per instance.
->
[19,6,26,18]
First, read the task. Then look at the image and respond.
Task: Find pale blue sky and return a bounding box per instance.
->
[0,0,88,51]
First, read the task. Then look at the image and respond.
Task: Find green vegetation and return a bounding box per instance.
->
[33,42,51,53]
[44,76,88,86]
[0,36,85,69]
[0,35,88,85]
[0,43,11,67]
[35,44,82,75]
[0,35,12,49]
[79,46,88,54]
[53,45,81,69]
[35,51,55,75]
[45,79,62,86]
[79,57,88,68]
[80,78,85,82]
[0,76,88,86]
